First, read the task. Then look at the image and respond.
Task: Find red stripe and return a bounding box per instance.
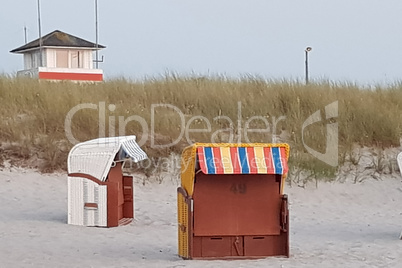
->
[212,147,224,174]
[39,72,103,81]
[230,147,241,174]
[263,147,275,174]
[197,147,207,173]
[280,147,288,174]
[246,147,258,173]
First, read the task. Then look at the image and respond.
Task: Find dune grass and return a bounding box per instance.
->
[1,74,401,180]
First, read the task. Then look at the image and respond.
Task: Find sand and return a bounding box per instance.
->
[1,168,402,268]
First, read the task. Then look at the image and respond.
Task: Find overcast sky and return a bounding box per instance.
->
[1,1,402,85]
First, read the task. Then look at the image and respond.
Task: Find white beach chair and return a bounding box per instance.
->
[398,152,402,240]
[397,152,402,178]
[67,135,147,227]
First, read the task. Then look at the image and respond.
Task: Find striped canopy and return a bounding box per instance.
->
[68,136,147,182]
[197,146,288,175]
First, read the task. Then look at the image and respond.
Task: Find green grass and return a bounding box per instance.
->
[1,74,401,179]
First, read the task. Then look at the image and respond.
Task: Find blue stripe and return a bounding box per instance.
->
[271,147,283,174]
[204,147,216,174]
[238,147,250,174]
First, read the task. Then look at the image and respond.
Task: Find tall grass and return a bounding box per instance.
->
[1,75,402,177]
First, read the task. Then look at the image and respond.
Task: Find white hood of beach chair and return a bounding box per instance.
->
[67,136,147,182]
[398,152,402,177]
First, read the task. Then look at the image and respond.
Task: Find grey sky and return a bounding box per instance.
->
[1,1,401,85]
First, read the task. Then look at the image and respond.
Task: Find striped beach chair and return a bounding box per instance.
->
[177,143,290,259]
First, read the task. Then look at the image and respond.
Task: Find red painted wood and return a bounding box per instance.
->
[193,173,281,236]
[123,176,134,218]
[38,71,103,81]
[108,163,124,223]
[68,173,107,185]
[107,181,119,227]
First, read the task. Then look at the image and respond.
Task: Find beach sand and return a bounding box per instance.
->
[1,168,401,267]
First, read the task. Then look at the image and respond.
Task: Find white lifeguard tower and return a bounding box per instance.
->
[10,30,105,82]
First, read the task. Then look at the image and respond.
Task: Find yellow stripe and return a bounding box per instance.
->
[220,147,233,174]
[281,175,287,194]
[254,147,267,174]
